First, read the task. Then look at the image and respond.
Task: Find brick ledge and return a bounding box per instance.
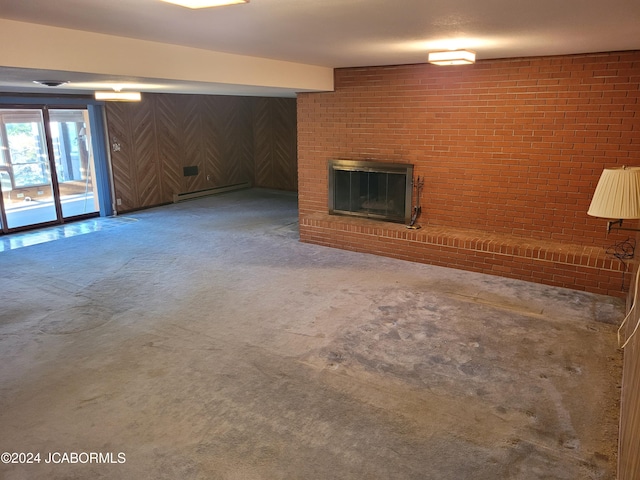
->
[301,213,623,271]
[299,213,629,297]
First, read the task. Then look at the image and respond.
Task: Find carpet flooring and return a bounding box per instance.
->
[0,188,624,480]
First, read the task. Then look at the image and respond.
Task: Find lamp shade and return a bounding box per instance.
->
[587,167,640,219]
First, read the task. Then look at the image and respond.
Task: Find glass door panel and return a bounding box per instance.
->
[49,109,99,218]
[0,110,57,229]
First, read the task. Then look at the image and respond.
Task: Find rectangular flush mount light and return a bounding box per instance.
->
[94,91,142,102]
[161,0,248,8]
[428,49,476,66]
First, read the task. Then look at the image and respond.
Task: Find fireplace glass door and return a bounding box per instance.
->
[329,160,413,224]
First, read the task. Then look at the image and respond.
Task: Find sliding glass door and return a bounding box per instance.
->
[0,109,57,229]
[0,107,100,232]
[49,109,99,219]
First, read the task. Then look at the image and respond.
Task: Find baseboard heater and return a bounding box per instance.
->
[173,182,251,203]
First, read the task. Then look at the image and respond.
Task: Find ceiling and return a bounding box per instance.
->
[1,0,639,97]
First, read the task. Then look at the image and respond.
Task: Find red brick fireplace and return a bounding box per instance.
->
[297,51,640,297]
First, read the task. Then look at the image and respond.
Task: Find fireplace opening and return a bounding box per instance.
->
[328,159,414,224]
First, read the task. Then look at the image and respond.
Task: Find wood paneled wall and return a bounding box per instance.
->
[619,269,640,479]
[106,93,296,212]
[254,98,298,191]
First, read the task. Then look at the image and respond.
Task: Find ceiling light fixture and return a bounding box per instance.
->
[428,49,476,66]
[33,80,69,87]
[160,0,249,8]
[94,91,142,102]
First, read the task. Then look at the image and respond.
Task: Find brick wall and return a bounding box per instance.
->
[297,51,640,297]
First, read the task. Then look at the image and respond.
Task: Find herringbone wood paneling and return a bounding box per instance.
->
[181,95,206,193]
[106,103,138,212]
[254,98,297,191]
[254,99,273,189]
[202,96,222,188]
[106,93,297,212]
[217,97,254,186]
[271,98,297,191]
[155,95,183,202]
[130,98,161,208]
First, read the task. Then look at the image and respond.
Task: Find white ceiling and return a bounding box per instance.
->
[1,0,639,97]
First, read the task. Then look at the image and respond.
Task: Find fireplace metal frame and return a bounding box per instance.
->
[328,159,414,224]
